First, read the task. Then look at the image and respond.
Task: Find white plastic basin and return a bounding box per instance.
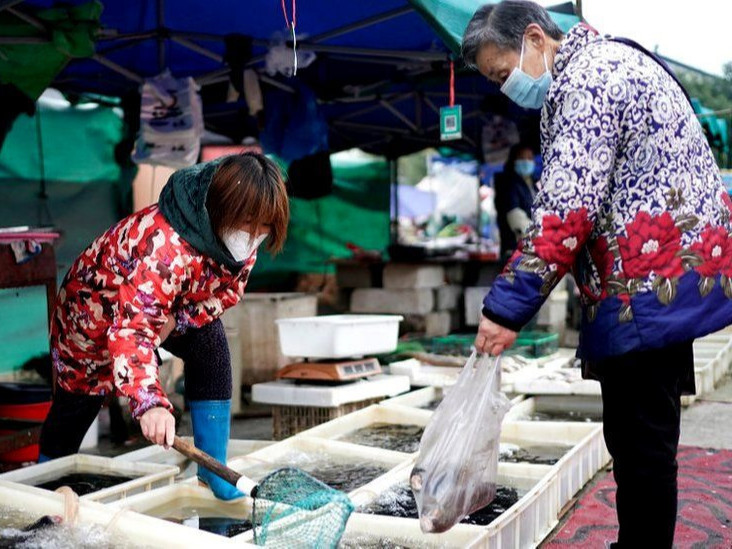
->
[275,314,403,359]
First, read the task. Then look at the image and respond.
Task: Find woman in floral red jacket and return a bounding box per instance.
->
[39,153,289,500]
[463,2,732,547]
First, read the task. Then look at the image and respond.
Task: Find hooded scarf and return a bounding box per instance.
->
[157,158,244,272]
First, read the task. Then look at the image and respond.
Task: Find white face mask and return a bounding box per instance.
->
[222,230,268,262]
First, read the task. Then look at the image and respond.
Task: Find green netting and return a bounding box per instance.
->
[252,467,354,548]
[0,1,101,100]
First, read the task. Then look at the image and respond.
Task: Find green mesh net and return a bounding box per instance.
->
[252,468,355,548]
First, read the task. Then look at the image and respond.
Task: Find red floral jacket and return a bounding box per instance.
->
[483,24,732,360]
[51,205,254,418]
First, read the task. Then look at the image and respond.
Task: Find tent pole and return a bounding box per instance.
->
[575,0,583,20]
[92,54,144,83]
[172,36,223,63]
[0,0,25,13]
[380,100,418,132]
[157,0,165,72]
[308,6,414,43]
[390,158,399,246]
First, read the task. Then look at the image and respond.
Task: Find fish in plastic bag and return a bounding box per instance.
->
[410,352,511,533]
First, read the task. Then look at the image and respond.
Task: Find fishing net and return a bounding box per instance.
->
[252,467,355,548]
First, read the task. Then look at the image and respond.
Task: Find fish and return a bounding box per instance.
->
[0,516,63,548]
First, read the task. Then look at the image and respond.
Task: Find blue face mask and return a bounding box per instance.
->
[514,159,535,177]
[500,37,553,109]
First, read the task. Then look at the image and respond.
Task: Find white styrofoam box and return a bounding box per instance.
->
[110,483,256,544]
[537,291,568,327]
[381,386,447,409]
[221,292,317,385]
[387,358,460,387]
[383,264,445,289]
[445,263,465,284]
[505,395,603,423]
[0,481,246,548]
[464,286,491,326]
[225,326,243,415]
[227,435,410,497]
[299,404,432,449]
[113,438,274,479]
[276,314,403,359]
[502,421,610,511]
[336,264,373,288]
[511,366,602,396]
[351,288,434,315]
[435,285,463,310]
[79,416,99,450]
[0,454,179,503]
[251,375,410,408]
[425,311,451,336]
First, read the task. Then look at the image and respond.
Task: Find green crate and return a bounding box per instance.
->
[513,331,559,358]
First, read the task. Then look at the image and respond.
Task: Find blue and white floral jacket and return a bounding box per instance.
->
[483,23,732,361]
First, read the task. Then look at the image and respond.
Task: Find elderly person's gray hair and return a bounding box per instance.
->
[462,1,564,68]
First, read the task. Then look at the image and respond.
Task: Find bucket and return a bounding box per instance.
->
[0,383,52,462]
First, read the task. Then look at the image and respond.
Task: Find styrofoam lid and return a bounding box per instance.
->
[276,314,404,325]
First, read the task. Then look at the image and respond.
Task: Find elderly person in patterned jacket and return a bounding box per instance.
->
[39,153,289,500]
[463,1,732,547]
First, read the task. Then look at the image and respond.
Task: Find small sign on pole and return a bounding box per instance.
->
[440,105,462,141]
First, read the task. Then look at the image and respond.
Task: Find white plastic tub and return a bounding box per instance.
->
[110,483,256,543]
[501,421,610,511]
[504,395,603,423]
[113,438,274,479]
[276,314,403,359]
[346,461,556,548]
[380,386,448,410]
[0,454,178,503]
[227,435,411,497]
[298,404,432,454]
[0,480,247,548]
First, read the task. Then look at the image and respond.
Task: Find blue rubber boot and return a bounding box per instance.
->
[38,453,51,463]
[189,400,244,501]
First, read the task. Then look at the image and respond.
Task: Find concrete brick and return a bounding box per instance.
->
[401,312,452,336]
[336,265,372,288]
[383,264,445,289]
[350,288,434,315]
[445,264,465,284]
[435,285,463,311]
[425,311,451,337]
[464,286,491,326]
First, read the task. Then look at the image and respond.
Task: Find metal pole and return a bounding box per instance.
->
[390,158,399,245]
[157,0,165,72]
[307,6,413,43]
[575,0,583,20]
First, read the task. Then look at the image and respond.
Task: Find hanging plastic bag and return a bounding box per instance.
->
[410,352,511,533]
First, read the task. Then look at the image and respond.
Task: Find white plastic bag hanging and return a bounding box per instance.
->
[410,352,511,533]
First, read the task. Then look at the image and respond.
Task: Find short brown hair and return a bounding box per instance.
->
[206,153,289,254]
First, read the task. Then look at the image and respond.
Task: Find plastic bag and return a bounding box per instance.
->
[410,352,511,533]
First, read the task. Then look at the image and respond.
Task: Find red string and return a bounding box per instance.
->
[281,0,296,29]
[449,59,455,107]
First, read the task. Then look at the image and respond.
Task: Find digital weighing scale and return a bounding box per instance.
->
[276,357,382,382]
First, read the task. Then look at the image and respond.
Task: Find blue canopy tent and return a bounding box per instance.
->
[4,0,579,157]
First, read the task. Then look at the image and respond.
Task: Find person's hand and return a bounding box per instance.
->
[159,315,176,343]
[474,316,518,356]
[139,407,175,449]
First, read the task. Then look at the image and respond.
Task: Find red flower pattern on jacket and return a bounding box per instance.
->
[617,211,683,278]
[691,225,732,277]
[532,209,592,272]
[51,205,254,419]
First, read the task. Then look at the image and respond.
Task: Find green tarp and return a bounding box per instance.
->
[409,0,580,56]
[0,1,101,100]
[0,96,127,374]
[250,153,391,287]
